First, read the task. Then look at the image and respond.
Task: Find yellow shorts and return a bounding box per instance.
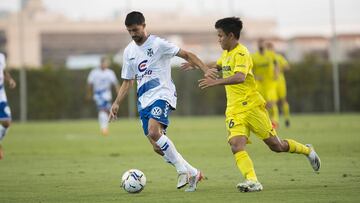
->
[276,75,287,100]
[257,81,278,102]
[226,104,277,142]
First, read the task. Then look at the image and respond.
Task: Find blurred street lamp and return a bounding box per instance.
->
[329,0,340,113]
[19,0,28,122]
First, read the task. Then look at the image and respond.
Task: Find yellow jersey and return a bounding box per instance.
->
[217,43,265,116]
[251,50,277,83]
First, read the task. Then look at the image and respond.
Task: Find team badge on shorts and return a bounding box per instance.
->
[151,106,163,117]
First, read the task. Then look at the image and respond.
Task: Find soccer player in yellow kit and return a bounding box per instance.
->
[198,17,321,192]
[251,40,280,128]
[265,42,291,127]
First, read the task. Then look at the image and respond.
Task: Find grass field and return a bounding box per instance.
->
[0,114,360,203]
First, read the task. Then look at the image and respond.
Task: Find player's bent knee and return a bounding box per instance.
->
[147,128,162,141]
[228,136,247,154]
[1,120,10,128]
[230,145,245,154]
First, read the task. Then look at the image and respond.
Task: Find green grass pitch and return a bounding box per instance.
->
[0,114,360,203]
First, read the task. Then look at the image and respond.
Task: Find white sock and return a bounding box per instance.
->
[177,153,198,176]
[0,125,8,141]
[98,111,109,130]
[163,154,198,176]
[162,155,174,165]
[156,135,187,174]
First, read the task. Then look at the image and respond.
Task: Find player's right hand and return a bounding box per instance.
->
[109,103,119,122]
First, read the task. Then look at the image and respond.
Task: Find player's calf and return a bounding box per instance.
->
[264,136,289,153]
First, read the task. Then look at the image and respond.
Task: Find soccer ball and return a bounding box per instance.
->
[121,169,146,193]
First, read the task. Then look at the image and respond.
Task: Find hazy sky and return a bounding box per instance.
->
[1,0,359,37]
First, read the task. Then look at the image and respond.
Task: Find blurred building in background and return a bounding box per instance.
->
[0,0,359,68]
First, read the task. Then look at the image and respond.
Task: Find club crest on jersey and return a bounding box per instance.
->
[138,60,148,72]
[147,48,154,57]
[151,107,163,117]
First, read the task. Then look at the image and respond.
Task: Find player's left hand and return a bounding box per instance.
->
[109,103,119,122]
[8,78,16,89]
[198,77,217,89]
[204,68,218,79]
[180,62,197,71]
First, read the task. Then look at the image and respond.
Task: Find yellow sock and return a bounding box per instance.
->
[234,151,258,181]
[285,139,310,155]
[282,102,290,120]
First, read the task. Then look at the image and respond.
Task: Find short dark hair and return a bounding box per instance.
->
[125,11,145,26]
[215,17,243,39]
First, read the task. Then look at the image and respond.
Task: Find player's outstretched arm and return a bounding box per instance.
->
[180,61,217,71]
[176,49,218,79]
[198,72,245,89]
[109,79,133,122]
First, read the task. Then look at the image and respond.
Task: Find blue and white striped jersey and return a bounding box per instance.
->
[121,35,180,111]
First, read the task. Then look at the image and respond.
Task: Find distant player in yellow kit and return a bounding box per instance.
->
[195,17,321,192]
[251,40,279,128]
[265,42,291,127]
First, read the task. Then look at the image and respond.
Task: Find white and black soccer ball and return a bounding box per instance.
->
[121,169,146,193]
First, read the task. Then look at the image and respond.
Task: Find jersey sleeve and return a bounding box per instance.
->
[233,52,251,75]
[121,49,136,80]
[278,54,289,68]
[158,38,180,57]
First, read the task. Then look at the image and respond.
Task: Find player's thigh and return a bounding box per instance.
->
[148,118,163,136]
[140,100,172,136]
[226,114,250,142]
[147,100,173,138]
[247,105,277,140]
[228,135,248,153]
